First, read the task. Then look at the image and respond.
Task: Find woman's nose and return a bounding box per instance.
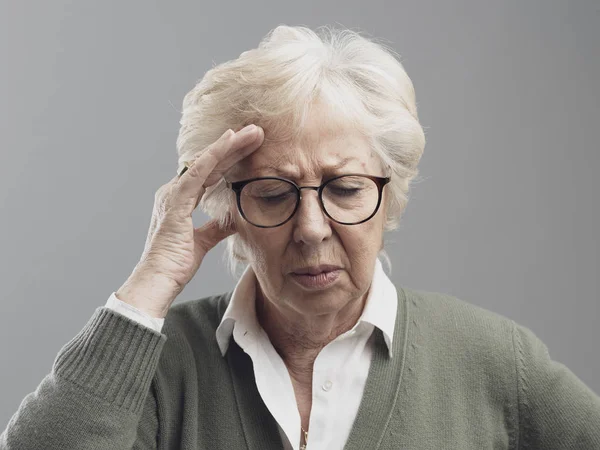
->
[292,190,332,245]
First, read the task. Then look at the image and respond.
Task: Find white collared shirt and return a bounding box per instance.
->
[106,258,398,450]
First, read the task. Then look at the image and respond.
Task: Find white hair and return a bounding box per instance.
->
[176,24,426,277]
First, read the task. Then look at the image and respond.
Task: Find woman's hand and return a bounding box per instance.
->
[116,124,264,318]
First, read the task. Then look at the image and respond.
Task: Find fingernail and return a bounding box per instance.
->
[239,124,256,136]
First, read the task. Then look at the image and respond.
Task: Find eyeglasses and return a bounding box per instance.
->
[226,174,391,228]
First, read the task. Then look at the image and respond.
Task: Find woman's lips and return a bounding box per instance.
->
[290,269,341,289]
[292,264,342,275]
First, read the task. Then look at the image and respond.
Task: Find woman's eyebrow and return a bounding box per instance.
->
[253,165,300,178]
[321,157,359,172]
[253,157,359,178]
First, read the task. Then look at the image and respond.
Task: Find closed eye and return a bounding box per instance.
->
[328,187,361,197]
[258,192,295,203]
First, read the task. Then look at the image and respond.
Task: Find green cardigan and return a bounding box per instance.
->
[2,286,599,449]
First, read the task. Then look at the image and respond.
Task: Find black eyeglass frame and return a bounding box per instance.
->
[226,173,391,228]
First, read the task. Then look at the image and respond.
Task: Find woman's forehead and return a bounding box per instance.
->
[240,134,377,179]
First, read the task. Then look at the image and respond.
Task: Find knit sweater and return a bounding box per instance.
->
[1,286,599,449]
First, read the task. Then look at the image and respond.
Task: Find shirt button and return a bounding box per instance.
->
[322,380,333,391]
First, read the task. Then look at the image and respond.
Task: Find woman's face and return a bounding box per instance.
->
[229,106,387,318]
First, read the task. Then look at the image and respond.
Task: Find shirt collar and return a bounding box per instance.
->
[215,258,398,358]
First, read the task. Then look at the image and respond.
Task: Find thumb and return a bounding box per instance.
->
[194,218,237,254]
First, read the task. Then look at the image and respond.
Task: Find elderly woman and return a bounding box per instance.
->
[2,25,599,450]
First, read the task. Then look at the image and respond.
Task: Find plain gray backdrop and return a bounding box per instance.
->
[1,0,598,428]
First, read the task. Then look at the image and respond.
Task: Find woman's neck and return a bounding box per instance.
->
[254,285,366,379]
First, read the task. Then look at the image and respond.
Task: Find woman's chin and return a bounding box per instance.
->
[284,282,352,314]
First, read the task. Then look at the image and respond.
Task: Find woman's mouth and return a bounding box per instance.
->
[290,268,341,290]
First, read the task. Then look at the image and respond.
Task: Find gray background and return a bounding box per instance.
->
[1,0,598,428]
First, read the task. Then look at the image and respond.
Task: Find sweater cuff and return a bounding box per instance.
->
[52,307,167,414]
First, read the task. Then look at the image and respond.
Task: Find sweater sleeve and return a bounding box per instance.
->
[513,322,600,449]
[0,307,166,450]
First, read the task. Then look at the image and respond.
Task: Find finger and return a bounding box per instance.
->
[194,219,237,254]
[177,125,262,202]
[173,128,235,205]
[199,125,263,187]
[202,126,264,188]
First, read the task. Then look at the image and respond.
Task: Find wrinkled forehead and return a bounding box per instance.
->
[229,117,383,181]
